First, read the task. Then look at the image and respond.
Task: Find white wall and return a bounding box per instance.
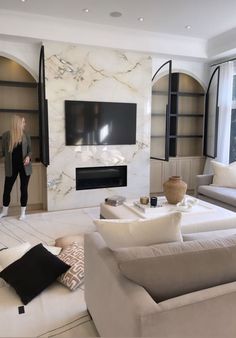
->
[0,38,40,79]
[1,8,236,62]
[152,56,209,90]
[0,36,209,88]
[208,28,236,60]
[0,10,207,60]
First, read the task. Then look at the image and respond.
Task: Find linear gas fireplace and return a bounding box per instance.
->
[76,165,127,190]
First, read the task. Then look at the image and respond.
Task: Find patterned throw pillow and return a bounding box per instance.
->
[57,242,84,291]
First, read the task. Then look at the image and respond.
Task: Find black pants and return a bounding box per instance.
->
[3,165,30,207]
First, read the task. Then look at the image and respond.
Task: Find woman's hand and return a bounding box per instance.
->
[24,156,30,166]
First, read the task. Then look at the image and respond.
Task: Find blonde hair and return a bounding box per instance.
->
[9,115,24,152]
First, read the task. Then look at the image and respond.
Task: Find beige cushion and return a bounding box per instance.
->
[212,160,236,187]
[183,229,236,241]
[94,212,182,250]
[118,235,236,302]
[0,242,31,269]
[57,242,84,291]
[115,235,236,261]
[55,235,84,249]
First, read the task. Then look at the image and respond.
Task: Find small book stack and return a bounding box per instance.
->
[105,195,126,207]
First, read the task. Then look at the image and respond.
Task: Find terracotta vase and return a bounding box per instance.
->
[163,176,187,204]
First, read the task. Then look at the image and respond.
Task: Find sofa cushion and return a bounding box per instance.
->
[43,245,62,255]
[0,242,31,269]
[118,235,236,302]
[198,185,236,207]
[0,244,70,305]
[115,234,236,261]
[55,235,84,249]
[212,160,236,188]
[183,229,236,241]
[94,212,182,250]
[57,242,84,291]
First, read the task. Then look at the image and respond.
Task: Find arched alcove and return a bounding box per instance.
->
[0,55,39,154]
[0,56,46,212]
[0,52,37,81]
[151,71,205,158]
[172,69,207,92]
[150,71,206,195]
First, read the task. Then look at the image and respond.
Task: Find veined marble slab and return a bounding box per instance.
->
[44,41,152,210]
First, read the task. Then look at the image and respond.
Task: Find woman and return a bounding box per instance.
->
[0,115,32,220]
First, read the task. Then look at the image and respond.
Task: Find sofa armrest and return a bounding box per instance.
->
[84,232,159,337]
[141,281,236,338]
[195,174,214,195]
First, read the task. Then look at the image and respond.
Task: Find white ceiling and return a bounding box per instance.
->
[0,0,236,40]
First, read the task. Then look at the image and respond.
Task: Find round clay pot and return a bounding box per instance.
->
[163,176,187,204]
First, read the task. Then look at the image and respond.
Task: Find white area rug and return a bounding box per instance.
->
[0,207,100,338]
[0,207,99,248]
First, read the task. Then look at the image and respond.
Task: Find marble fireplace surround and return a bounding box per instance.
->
[44,41,152,211]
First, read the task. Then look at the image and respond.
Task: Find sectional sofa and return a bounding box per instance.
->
[85,232,236,338]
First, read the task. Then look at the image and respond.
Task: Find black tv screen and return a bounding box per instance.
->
[65,100,137,146]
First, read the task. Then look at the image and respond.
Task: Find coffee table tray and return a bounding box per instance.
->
[123,196,214,219]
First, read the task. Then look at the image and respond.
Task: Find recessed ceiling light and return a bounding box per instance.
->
[21,0,26,2]
[138,17,144,22]
[185,25,192,30]
[83,8,89,13]
[110,11,122,18]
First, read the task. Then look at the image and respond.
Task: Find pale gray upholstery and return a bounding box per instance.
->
[119,244,236,302]
[198,185,236,206]
[115,234,236,261]
[183,228,236,241]
[85,232,236,338]
[196,174,236,211]
[196,174,214,191]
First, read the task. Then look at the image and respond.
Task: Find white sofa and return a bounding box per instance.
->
[0,280,88,337]
[85,232,236,338]
[196,174,236,211]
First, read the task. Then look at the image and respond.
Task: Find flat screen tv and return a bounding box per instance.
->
[65,100,137,146]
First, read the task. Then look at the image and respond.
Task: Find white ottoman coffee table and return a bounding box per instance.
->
[100,196,236,235]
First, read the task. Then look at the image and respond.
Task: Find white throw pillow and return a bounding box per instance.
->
[212,160,236,188]
[43,245,62,255]
[0,242,31,269]
[94,212,182,250]
[0,264,7,287]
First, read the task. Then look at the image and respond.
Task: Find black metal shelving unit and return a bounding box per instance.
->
[0,109,39,113]
[152,90,204,97]
[0,135,39,139]
[0,80,38,88]
[151,70,205,159]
